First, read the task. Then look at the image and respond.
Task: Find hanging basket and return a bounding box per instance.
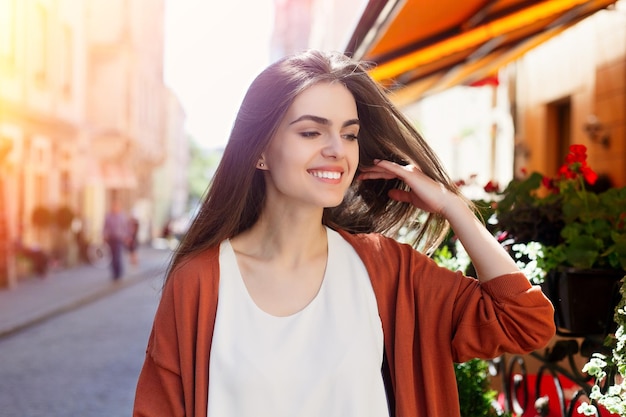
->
[541,268,625,336]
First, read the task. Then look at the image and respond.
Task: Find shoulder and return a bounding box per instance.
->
[336,229,423,259]
[165,244,222,293]
[174,245,220,271]
[155,245,222,333]
[335,228,437,279]
[337,228,389,248]
[335,228,463,288]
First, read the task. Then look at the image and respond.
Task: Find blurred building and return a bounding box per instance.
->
[513,1,626,187]
[152,88,189,243]
[270,0,314,60]
[0,0,187,288]
[271,0,365,58]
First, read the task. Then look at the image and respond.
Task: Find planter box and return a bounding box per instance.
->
[542,268,625,336]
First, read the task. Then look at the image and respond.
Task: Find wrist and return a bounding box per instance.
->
[439,194,471,220]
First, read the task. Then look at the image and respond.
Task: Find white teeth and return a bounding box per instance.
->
[311,171,341,180]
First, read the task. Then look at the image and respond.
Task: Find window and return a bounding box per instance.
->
[60,24,73,96]
[34,174,46,206]
[59,150,71,194]
[60,170,70,194]
[33,2,48,85]
[0,0,17,71]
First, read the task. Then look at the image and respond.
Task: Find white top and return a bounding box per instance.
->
[208,228,390,417]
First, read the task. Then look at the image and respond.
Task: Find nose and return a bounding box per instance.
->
[321,133,345,159]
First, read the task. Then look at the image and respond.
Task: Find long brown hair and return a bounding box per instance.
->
[167,50,467,281]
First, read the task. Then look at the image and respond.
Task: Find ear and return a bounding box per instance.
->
[256,157,268,170]
[256,152,267,171]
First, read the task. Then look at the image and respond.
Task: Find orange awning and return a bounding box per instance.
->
[346,0,619,105]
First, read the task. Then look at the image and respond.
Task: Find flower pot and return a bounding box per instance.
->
[541,268,625,336]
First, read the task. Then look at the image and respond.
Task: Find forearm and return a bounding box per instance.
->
[443,198,519,282]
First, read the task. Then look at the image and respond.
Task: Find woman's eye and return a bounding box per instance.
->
[343,133,359,141]
[300,131,320,138]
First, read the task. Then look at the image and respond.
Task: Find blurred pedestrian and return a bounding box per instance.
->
[127,216,140,265]
[103,199,128,280]
[133,50,555,417]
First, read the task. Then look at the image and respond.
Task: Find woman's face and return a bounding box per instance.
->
[260,81,360,210]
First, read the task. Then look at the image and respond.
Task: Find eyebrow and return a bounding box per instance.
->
[289,114,360,128]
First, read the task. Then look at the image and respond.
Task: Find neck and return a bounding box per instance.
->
[231,208,327,266]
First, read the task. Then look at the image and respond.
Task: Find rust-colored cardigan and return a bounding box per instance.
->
[133,230,555,417]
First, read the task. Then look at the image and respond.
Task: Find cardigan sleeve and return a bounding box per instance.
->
[449,271,556,362]
[133,276,186,417]
[402,241,556,362]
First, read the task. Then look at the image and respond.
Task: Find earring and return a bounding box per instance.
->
[258,162,265,168]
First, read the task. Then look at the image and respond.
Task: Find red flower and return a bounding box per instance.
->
[581,164,598,185]
[564,144,588,167]
[542,176,558,193]
[553,144,598,186]
[558,164,576,180]
[569,144,587,161]
[483,180,499,193]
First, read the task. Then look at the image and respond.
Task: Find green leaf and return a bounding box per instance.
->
[562,235,601,269]
[611,240,626,270]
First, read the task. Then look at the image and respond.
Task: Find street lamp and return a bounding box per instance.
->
[583,114,610,148]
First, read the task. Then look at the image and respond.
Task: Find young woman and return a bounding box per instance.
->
[133,50,555,417]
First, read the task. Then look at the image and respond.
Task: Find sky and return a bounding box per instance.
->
[164,0,275,149]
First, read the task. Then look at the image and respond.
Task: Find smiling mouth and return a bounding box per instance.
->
[309,170,342,180]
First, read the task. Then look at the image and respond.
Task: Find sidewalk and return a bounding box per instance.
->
[0,244,173,338]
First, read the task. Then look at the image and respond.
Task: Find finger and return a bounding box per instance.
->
[358,170,397,181]
[374,160,421,178]
[358,164,400,179]
[360,162,406,178]
[388,189,414,204]
[358,165,389,174]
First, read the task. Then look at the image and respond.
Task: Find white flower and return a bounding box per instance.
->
[582,355,608,379]
[607,384,624,396]
[589,384,603,401]
[577,402,598,416]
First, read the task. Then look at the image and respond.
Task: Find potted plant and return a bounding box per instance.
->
[578,276,626,416]
[496,144,626,271]
[493,144,626,335]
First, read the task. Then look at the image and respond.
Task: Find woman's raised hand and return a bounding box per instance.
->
[359,159,459,217]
